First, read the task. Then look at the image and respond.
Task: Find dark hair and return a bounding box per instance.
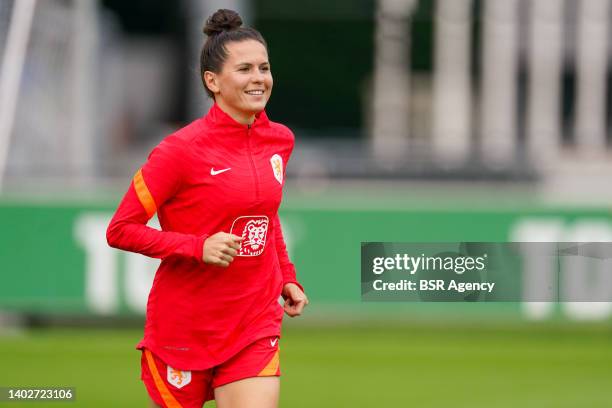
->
[200,9,268,98]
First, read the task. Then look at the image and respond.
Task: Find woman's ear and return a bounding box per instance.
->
[204,71,219,94]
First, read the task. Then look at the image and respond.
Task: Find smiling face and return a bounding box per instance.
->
[204,40,273,125]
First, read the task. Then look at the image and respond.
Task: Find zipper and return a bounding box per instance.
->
[246,124,260,201]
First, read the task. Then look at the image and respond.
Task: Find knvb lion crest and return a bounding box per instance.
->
[167,366,191,389]
[230,215,269,256]
[270,154,283,184]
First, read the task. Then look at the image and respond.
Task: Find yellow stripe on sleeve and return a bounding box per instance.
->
[133,168,157,218]
[144,349,183,408]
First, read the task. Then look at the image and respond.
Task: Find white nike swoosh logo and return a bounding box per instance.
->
[270,338,278,347]
[210,167,231,176]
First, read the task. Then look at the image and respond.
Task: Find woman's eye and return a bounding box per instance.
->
[261,66,270,72]
[239,67,249,72]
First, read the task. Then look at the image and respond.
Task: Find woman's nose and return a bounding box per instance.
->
[252,71,265,83]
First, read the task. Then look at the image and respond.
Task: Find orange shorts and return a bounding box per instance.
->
[141,336,280,408]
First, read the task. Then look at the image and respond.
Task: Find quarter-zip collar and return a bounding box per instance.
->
[203,102,270,131]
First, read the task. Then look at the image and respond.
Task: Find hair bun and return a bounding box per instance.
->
[203,9,243,36]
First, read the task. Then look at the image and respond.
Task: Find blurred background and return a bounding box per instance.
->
[0,0,611,406]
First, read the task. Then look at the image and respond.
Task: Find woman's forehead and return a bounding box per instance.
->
[225,40,269,64]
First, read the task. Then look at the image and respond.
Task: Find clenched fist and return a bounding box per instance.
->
[282,283,308,317]
[202,232,243,267]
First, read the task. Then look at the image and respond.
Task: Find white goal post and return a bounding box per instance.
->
[0,0,100,191]
[0,0,36,191]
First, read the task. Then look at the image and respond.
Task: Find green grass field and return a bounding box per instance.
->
[1,322,611,407]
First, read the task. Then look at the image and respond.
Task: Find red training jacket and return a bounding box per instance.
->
[106,103,302,370]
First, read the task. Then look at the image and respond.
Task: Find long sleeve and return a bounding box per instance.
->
[273,214,304,292]
[106,136,205,261]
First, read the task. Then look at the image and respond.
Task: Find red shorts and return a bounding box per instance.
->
[141,336,280,408]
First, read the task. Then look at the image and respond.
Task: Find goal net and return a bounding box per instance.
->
[0,0,100,190]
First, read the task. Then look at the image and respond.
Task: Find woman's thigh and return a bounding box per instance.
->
[214,377,279,408]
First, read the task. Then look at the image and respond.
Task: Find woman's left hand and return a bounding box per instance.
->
[282,283,308,317]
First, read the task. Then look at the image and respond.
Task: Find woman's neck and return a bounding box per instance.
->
[215,100,255,125]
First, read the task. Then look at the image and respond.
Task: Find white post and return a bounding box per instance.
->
[0,0,37,191]
[525,0,564,165]
[479,0,520,167]
[371,0,416,162]
[71,0,98,182]
[573,0,610,153]
[432,0,473,166]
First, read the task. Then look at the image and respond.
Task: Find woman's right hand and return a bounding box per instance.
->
[202,232,243,267]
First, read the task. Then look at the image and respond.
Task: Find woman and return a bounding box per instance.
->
[106,9,308,408]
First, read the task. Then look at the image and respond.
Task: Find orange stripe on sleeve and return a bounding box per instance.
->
[258,349,280,376]
[133,169,157,218]
[144,349,183,408]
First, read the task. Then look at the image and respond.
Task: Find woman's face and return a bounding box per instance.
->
[205,40,273,125]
